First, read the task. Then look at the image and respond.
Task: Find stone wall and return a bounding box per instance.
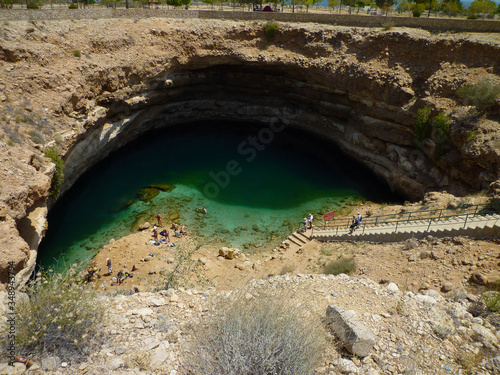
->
[0,8,499,33]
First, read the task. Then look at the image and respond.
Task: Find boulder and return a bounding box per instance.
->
[470,272,488,286]
[138,222,151,231]
[326,305,376,357]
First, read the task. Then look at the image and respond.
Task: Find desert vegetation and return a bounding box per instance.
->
[185,291,326,375]
[0,265,107,359]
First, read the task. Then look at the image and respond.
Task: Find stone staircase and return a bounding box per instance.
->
[312,213,500,243]
[280,228,314,252]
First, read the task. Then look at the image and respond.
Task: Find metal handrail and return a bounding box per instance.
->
[312,201,499,235]
[312,213,499,238]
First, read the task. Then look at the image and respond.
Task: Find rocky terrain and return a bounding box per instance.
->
[0,14,499,375]
[1,271,500,374]
[0,16,500,287]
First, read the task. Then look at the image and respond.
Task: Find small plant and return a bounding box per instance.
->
[467,14,478,19]
[185,291,325,375]
[394,299,408,316]
[127,351,152,371]
[432,324,454,339]
[323,257,355,275]
[44,146,64,199]
[321,247,334,256]
[381,22,395,30]
[73,49,81,58]
[0,266,107,359]
[263,21,278,41]
[432,112,450,143]
[414,106,432,142]
[456,350,483,375]
[280,264,295,275]
[457,79,500,112]
[466,129,479,143]
[69,2,78,8]
[412,10,421,17]
[482,291,500,312]
[161,239,216,291]
[28,130,44,144]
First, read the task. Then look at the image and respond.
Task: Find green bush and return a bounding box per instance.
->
[482,291,500,312]
[467,14,478,19]
[73,49,81,58]
[432,112,450,142]
[186,292,325,375]
[323,257,356,275]
[0,266,107,358]
[69,2,78,8]
[414,106,433,141]
[432,112,451,160]
[412,10,421,17]
[263,21,278,41]
[44,146,64,199]
[27,1,39,8]
[457,79,500,112]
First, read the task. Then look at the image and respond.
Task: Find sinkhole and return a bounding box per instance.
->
[38,120,402,271]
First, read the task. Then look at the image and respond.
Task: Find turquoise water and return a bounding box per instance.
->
[38,121,401,270]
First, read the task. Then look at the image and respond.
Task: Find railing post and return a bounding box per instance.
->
[375,217,378,225]
[427,219,432,232]
[407,212,412,222]
[336,226,338,236]
[464,214,468,229]
[395,221,398,233]
[362,223,365,234]
[473,205,478,217]
[438,209,443,220]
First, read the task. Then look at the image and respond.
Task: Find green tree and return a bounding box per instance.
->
[397,0,413,15]
[297,0,321,12]
[0,0,13,9]
[167,0,189,7]
[328,0,340,12]
[375,0,395,15]
[441,0,463,17]
[202,0,215,8]
[468,0,496,18]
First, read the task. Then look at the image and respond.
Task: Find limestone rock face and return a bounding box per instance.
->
[0,146,52,287]
[0,17,499,288]
[326,304,376,357]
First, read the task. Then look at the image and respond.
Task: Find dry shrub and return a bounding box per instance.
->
[323,257,356,276]
[185,292,325,375]
[127,351,152,371]
[0,266,107,359]
[456,350,483,375]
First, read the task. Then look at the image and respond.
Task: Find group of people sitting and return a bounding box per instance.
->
[150,219,187,246]
[349,212,363,234]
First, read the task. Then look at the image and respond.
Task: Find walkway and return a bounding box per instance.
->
[312,213,500,243]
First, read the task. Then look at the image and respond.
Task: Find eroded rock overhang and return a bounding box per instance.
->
[63,62,497,201]
[2,18,500,288]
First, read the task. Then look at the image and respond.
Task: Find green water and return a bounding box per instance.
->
[38,121,401,270]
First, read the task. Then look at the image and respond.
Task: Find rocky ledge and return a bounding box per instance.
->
[0,17,499,289]
[1,273,499,374]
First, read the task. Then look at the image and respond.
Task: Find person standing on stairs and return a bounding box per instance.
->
[308,213,314,229]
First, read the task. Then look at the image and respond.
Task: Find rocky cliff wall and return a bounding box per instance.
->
[0,17,499,288]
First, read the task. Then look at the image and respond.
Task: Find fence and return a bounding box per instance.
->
[0,8,499,33]
[309,201,500,237]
